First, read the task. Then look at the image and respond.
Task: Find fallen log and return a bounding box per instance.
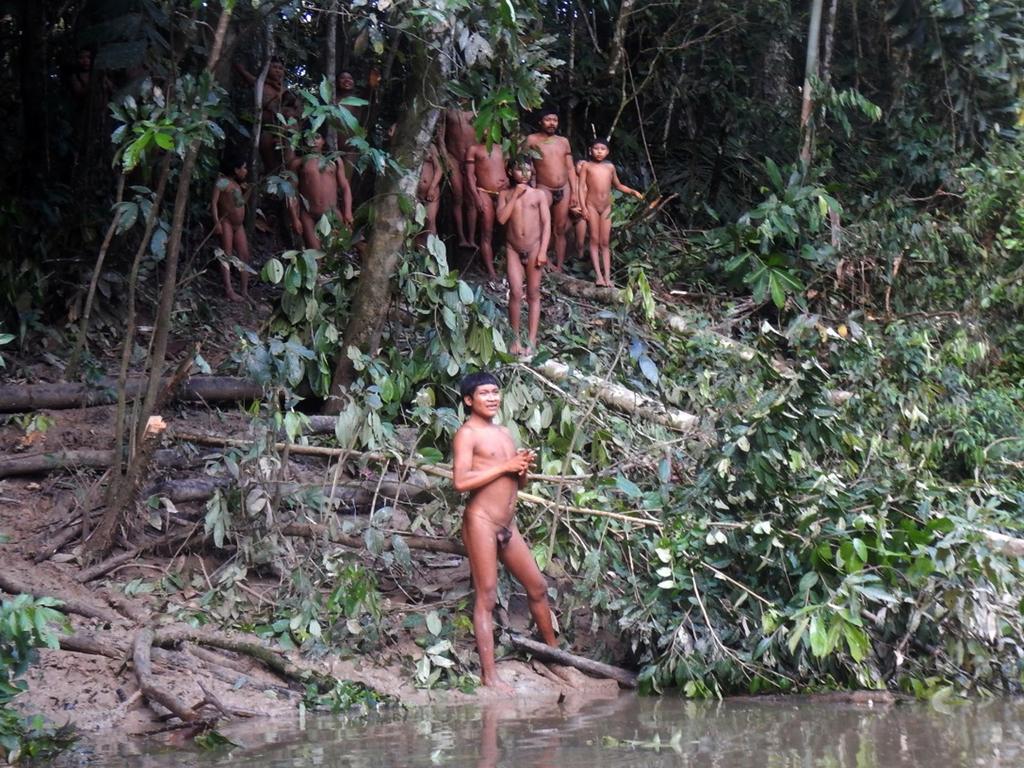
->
[171,430,581,484]
[282,522,467,556]
[172,431,654,526]
[534,359,699,433]
[133,628,201,722]
[153,624,337,692]
[979,529,1024,558]
[142,474,435,507]
[0,572,123,624]
[547,271,760,362]
[59,632,127,659]
[0,375,263,413]
[0,448,188,479]
[78,527,203,583]
[508,633,638,689]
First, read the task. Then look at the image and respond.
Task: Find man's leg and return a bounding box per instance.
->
[551,187,571,271]
[461,513,511,691]
[584,205,604,285]
[447,153,471,247]
[218,226,241,301]
[499,525,556,646]
[234,225,252,299]
[506,247,525,356]
[478,197,499,282]
[525,250,543,352]
[599,212,613,288]
[300,211,321,251]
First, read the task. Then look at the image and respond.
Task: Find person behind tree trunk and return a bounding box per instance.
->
[576,139,644,287]
[211,154,252,302]
[524,108,577,272]
[443,104,478,249]
[452,371,557,693]
[496,159,550,358]
[569,158,589,263]
[233,56,300,173]
[464,139,509,285]
[287,128,353,250]
[416,137,443,243]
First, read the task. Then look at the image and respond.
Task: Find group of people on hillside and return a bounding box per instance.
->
[211,57,645,357]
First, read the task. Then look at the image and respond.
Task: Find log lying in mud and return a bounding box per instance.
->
[534,359,699,433]
[979,529,1024,558]
[508,633,638,689]
[0,448,189,478]
[134,628,201,722]
[0,375,263,413]
[282,522,467,557]
[0,571,123,624]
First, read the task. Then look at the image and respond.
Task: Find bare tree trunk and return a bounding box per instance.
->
[247,19,274,236]
[325,0,339,152]
[821,0,840,89]
[607,0,637,77]
[799,0,825,169]
[89,7,235,557]
[326,36,448,412]
[137,7,233,446]
[66,174,127,379]
[110,153,173,469]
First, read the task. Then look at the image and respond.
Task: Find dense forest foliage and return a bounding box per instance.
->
[2,1,1024,749]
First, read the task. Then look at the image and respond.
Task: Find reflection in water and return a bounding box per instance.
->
[65,694,1024,767]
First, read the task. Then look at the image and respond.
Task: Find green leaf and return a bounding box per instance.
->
[262,258,284,284]
[615,474,642,498]
[425,611,443,637]
[809,614,829,657]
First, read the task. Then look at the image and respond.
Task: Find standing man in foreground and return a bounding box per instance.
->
[525,108,577,272]
[452,372,558,692]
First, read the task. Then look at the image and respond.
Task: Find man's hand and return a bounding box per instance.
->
[537,252,548,267]
[506,448,536,476]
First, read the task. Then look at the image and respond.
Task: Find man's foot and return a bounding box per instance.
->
[458,239,475,249]
[509,340,525,356]
[226,290,244,303]
[481,676,515,696]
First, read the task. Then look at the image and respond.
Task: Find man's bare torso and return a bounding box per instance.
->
[469,144,509,193]
[445,109,476,162]
[459,422,519,527]
[527,133,571,189]
[299,158,338,217]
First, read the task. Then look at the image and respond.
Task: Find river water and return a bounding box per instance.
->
[74,693,1024,767]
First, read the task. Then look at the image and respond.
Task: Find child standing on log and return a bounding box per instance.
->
[452,371,557,692]
[211,154,252,302]
[577,139,644,287]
